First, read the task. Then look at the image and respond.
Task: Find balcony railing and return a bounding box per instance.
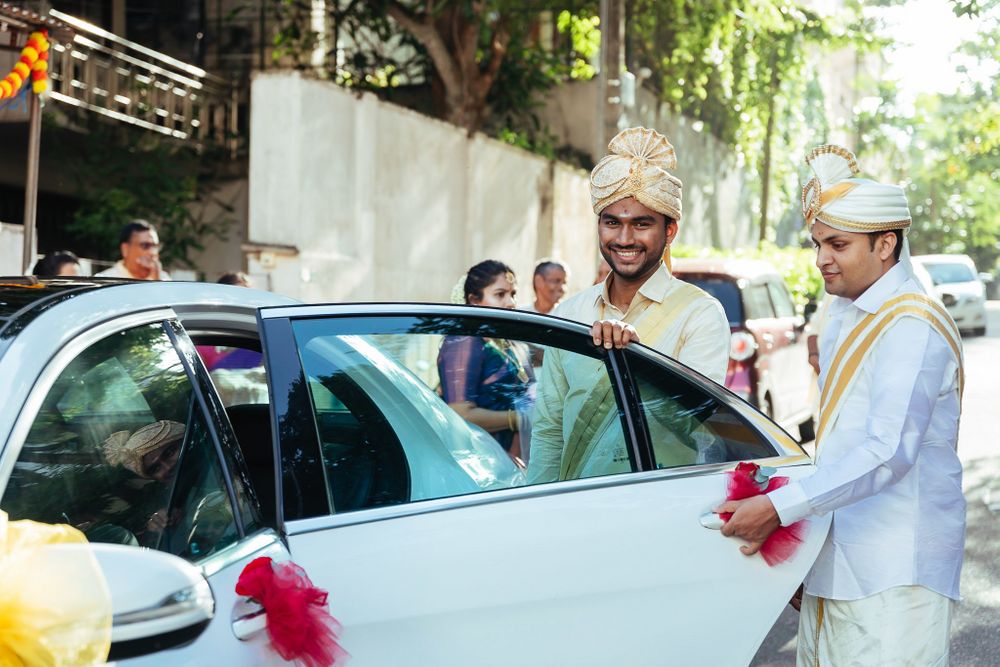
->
[45,8,240,155]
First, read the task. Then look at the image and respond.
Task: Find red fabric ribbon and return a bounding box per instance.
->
[236,556,348,666]
[719,462,807,566]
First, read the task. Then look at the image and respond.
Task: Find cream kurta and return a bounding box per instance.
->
[527,262,730,483]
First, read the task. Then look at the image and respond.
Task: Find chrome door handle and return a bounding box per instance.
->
[232,608,267,640]
[699,512,724,530]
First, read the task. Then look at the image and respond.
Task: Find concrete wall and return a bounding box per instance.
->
[0,224,23,274]
[248,72,599,302]
[538,80,757,250]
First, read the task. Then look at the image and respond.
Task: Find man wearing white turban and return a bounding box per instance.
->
[527,127,730,483]
[717,145,965,666]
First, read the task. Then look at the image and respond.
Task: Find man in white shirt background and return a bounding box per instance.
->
[716,145,965,666]
[96,219,171,281]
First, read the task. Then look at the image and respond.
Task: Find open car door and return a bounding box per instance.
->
[259,303,830,666]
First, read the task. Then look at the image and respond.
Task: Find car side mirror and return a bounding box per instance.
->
[978,272,993,284]
[90,543,215,660]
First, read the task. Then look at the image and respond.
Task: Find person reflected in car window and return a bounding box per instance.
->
[439,260,536,464]
[101,420,185,543]
[184,491,237,559]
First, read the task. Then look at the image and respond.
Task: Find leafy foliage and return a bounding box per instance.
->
[855,14,1000,272]
[263,1,600,153]
[61,120,234,269]
[673,241,823,311]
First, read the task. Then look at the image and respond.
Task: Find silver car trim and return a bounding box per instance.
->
[0,308,176,492]
[200,530,284,578]
[284,455,812,537]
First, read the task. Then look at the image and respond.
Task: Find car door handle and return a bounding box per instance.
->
[699,511,724,530]
[232,607,267,640]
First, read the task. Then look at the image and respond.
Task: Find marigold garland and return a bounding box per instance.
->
[1,30,50,101]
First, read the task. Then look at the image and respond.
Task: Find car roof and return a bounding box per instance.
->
[671,257,781,280]
[0,277,297,359]
[912,254,975,266]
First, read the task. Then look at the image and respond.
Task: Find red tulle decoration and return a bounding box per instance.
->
[719,462,807,566]
[236,556,348,666]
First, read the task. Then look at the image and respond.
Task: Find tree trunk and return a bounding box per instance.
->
[758,50,781,246]
[386,1,510,133]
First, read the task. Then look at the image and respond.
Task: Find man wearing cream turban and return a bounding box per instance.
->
[527,127,730,484]
[717,145,965,666]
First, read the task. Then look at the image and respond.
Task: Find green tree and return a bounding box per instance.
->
[62,120,234,268]
[857,16,1000,271]
[627,1,881,246]
[265,1,599,149]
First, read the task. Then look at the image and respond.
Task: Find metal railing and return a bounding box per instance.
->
[45,8,241,155]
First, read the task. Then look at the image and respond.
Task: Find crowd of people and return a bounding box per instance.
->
[18,124,967,667]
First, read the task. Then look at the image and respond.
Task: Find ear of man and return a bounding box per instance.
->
[867,229,902,261]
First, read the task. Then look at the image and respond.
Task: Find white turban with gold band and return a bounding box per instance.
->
[591,127,683,221]
[802,144,916,277]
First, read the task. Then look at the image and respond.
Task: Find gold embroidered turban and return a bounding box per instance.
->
[802,144,911,233]
[590,127,683,221]
[102,420,184,478]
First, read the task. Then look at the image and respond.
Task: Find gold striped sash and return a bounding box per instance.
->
[559,282,707,480]
[816,292,963,451]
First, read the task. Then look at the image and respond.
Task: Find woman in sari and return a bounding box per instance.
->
[438,260,536,463]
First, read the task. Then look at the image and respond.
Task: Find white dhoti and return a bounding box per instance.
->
[797,586,953,667]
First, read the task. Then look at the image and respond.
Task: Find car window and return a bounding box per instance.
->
[683,277,742,326]
[744,284,775,319]
[766,281,796,319]
[282,315,633,515]
[196,343,268,407]
[1,323,242,562]
[920,261,975,284]
[626,351,778,467]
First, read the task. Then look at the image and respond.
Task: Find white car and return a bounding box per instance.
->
[0,278,829,666]
[913,254,988,336]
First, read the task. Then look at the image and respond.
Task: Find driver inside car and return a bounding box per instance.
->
[101,420,185,543]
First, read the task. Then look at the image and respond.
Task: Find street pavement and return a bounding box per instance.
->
[752,301,1000,666]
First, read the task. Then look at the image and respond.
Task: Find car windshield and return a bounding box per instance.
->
[682,277,742,326]
[922,262,975,284]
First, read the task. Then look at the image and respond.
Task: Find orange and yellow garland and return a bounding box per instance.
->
[0,30,50,101]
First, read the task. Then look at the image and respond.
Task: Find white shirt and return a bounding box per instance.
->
[552,262,731,384]
[95,260,171,281]
[768,263,964,601]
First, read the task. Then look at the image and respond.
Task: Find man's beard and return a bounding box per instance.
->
[600,241,665,281]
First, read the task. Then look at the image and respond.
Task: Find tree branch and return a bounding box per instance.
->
[385,1,462,98]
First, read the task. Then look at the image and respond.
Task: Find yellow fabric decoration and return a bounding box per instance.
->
[0,511,111,666]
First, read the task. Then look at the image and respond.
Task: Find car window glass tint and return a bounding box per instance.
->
[1,323,241,563]
[766,282,796,319]
[287,317,632,514]
[626,351,778,468]
[744,284,775,319]
[684,278,742,326]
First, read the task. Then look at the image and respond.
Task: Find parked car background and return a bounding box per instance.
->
[673,258,815,442]
[913,254,988,336]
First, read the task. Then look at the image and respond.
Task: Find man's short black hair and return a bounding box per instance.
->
[867,229,904,261]
[119,219,155,245]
